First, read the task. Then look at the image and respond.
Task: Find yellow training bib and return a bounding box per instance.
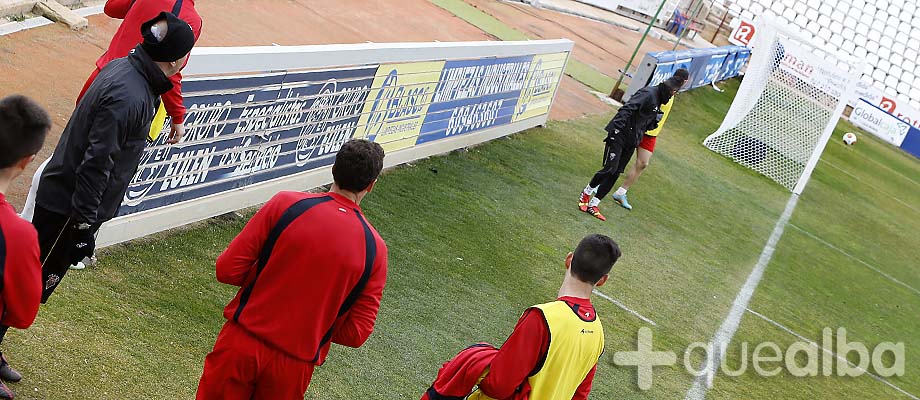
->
[469,301,604,400]
[646,96,673,137]
[147,101,168,142]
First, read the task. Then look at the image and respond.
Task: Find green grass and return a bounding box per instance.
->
[2,78,918,399]
[429,0,617,93]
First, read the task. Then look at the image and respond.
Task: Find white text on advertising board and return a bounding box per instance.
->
[297,80,369,165]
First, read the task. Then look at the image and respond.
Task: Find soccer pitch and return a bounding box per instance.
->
[3,79,918,399]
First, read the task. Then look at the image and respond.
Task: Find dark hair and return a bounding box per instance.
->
[332,139,385,192]
[663,76,685,91]
[571,234,621,284]
[0,95,51,169]
[673,68,690,83]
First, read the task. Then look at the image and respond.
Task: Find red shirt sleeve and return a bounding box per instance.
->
[331,238,387,348]
[103,0,133,19]
[572,364,597,400]
[162,73,187,124]
[478,308,550,399]
[163,15,201,124]
[0,216,42,329]
[215,195,287,286]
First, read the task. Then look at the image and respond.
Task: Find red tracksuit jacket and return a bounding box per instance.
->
[83,0,203,123]
[217,191,388,364]
[0,193,42,329]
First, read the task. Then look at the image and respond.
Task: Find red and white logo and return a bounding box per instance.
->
[730,20,756,46]
[880,96,897,114]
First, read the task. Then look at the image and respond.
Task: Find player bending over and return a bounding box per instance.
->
[32,12,195,302]
[578,78,681,221]
[20,0,201,270]
[421,234,621,400]
[609,69,689,210]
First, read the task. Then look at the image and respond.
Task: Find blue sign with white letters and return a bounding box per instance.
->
[119,67,376,215]
[627,45,750,99]
[417,56,533,144]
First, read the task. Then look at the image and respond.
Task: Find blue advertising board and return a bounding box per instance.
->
[897,126,920,158]
[117,52,569,217]
[119,66,376,215]
[417,55,533,144]
[627,45,750,99]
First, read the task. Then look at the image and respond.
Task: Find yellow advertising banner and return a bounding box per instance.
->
[355,61,446,152]
[512,52,567,122]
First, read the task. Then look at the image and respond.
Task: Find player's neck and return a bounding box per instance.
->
[330,184,363,205]
[0,168,16,196]
[557,274,594,300]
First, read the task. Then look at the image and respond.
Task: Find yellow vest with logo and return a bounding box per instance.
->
[469,301,604,400]
[645,96,673,137]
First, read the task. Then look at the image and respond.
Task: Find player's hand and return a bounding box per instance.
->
[70,222,96,264]
[167,122,185,144]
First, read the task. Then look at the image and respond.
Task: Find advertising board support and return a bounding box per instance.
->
[608,0,669,101]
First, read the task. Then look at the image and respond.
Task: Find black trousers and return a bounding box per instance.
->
[32,206,98,303]
[0,325,7,357]
[589,136,635,200]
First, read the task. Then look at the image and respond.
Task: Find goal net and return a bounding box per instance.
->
[702,16,859,194]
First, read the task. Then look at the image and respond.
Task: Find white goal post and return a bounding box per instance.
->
[702,16,860,194]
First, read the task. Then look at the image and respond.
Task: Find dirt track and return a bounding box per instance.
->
[0,0,623,206]
[465,0,689,81]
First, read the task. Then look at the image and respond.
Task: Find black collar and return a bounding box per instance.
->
[127,45,174,96]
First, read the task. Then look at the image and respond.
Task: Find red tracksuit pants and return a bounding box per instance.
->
[196,321,316,400]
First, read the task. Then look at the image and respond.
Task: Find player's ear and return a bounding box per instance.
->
[15,154,36,172]
[595,274,609,287]
[564,252,574,269]
[364,179,378,194]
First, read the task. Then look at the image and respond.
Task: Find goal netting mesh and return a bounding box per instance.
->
[702,17,858,193]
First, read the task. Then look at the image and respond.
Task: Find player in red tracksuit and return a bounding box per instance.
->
[79,0,202,144]
[197,139,388,400]
[0,95,51,399]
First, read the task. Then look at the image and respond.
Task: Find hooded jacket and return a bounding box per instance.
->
[37,46,173,225]
[604,83,673,146]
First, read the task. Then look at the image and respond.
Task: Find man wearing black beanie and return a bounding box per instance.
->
[24,11,195,310]
[577,75,681,221]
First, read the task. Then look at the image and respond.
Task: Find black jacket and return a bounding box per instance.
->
[37,46,173,225]
[605,86,665,147]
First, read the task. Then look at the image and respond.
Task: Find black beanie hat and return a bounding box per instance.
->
[140,12,195,62]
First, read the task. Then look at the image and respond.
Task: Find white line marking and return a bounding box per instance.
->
[850,150,920,188]
[593,289,657,326]
[747,308,920,400]
[685,193,799,400]
[820,160,919,215]
[789,224,920,297]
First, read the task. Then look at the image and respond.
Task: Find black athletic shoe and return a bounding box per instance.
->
[0,381,12,399]
[0,357,21,383]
